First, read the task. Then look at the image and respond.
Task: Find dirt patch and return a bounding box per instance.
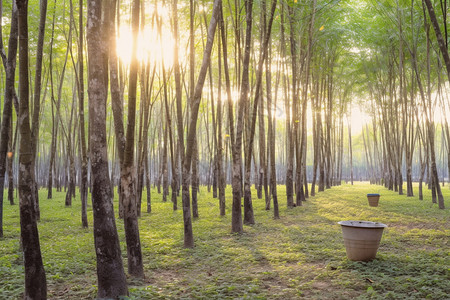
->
[47,275,96,300]
[147,268,185,284]
[301,282,362,299]
[48,285,72,299]
[311,281,330,289]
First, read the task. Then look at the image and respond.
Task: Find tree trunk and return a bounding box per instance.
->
[266,30,279,218]
[189,0,199,220]
[137,62,154,214]
[87,0,128,296]
[286,5,296,208]
[423,0,450,81]
[428,125,445,208]
[146,150,152,213]
[77,0,88,228]
[119,0,144,277]
[16,0,47,297]
[29,0,47,224]
[7,119,18,206]
[311,77,319,194]
[243,0,277,224]
[220,0,239,232]
[64,90,76,207]
[108,0,125,218]
[241,0,255,226]
[161,63,178,211]
[257,1,265,202]
[47,1,62,200]
[181,0,221,246]
[191,140,199,218]
[318,87,325,192]
[173,0,185,211]
[7,125,17,205]
[348,117,354,185]
[217,22,226,216]
[299,0,316,200]
[0,2,18,237]
[231,0,253,230]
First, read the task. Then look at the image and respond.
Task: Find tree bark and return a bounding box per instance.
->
[182,0,221,246]
[266,27,279,218]
[87,0,128,296]
[108,0,125,218]
[257,0,267,204]
[286,5,296,207]
[189,0,199,220]
[78,0,88,227]
[7,124,17,205]
[29,0,47,222]
[348,116,354,186]
[230,0,253,231]
[47,0,63,201]
[0,2,18,238]
[217,21,226,216]
[120,0,144,277]
[173,0,185,209]
[241,0,255,225]
[160,61,177,211]
[16,0,47,297]
[219,0,235,220]
[243,0,278,223]
[299,0,316,201]
[423,0,450,81]
[311,75,320,194]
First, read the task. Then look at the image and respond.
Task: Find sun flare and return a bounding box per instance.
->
[115,3,179,67]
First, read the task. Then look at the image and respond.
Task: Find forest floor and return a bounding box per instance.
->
[1,182,449,299]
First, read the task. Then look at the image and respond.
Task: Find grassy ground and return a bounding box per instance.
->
[0,182,449,299]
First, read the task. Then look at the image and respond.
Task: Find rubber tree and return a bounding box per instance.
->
[16,0,47,297]
[0,1,18,238]
[181,0,222,247]
[87,0,128,296]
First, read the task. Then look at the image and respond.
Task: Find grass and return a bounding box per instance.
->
[0,182,449,299]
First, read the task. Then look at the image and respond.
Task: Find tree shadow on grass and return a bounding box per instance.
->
[340,253,449,299]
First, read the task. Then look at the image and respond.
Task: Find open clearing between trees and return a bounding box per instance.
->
[1,183,449,299]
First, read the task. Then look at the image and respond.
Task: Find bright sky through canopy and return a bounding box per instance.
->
[116,2,179,67]
[113,0,450,139]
